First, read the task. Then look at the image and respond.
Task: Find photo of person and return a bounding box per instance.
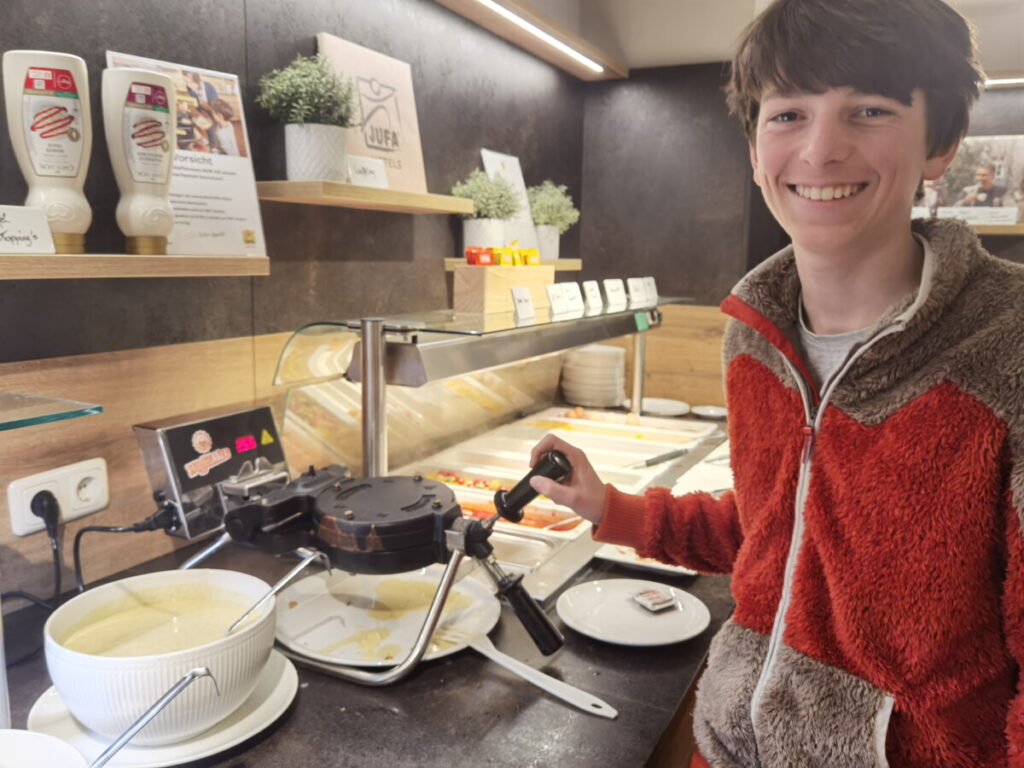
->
[933,134,1024,224]
[954,163,1007,206]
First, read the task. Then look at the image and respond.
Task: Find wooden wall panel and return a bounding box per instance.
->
[607,305,728,409]
[0,337,263,602]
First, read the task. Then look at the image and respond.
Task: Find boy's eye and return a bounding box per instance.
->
[769,111,800,123]
[860,106,893,118]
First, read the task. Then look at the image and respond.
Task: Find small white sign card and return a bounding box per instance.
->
[582,280,604,313]
[511,286,536,323]
[603,278,628,310]
[346,155,389,188]
[481,149,538,249]
[627,277,648,308]
[937,206,1019,226]
[562,282,586,315]
[0,206,55,253]
[545,283,571,315]
[643,276,659,304]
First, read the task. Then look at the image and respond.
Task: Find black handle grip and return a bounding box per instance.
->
[494,449,571,523]
[499,573,564,655]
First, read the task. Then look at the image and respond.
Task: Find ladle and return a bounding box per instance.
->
[89,666,219,767]
[225,548,332,637]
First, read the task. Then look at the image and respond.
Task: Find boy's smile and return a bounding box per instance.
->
[750,87,956,259]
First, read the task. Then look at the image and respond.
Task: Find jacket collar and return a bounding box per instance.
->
[722,218,981,352]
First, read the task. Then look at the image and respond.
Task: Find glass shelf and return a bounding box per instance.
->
[0,391,102,432]
[275,298,692,388]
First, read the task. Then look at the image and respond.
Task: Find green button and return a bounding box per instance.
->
[634,312,650,331]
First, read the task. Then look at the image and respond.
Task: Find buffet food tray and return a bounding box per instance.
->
[396,406,717,599]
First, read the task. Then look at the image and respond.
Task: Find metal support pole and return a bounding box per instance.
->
[630,333,646,416]
[361,317,387,477]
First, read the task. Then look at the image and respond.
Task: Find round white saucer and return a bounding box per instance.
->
[691,405,727,420]
[27,649,297,767]
[556,578,710,646]
[623,398,691,417]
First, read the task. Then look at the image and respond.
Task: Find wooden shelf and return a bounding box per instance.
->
[257,181,474,215]
[975,224,1024,235]
[433,0,628,82]
[0,253,270,280]
[445,258,582,271]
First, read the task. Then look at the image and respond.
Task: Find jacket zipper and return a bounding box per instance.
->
[748,324,904,758]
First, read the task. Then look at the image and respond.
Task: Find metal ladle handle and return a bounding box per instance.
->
[225,548,331,636]
[89,667,219,768]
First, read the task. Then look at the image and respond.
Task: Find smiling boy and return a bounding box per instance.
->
[529,0,1024,765]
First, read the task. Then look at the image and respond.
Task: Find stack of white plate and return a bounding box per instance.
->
[561,345,626,407]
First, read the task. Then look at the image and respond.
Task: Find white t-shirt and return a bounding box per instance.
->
[797,308,870,393]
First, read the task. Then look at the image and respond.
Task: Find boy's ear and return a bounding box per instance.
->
[923,139,960,181]
[750,144,762,186]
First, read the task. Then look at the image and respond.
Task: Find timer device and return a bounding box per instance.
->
[134,406,296,540]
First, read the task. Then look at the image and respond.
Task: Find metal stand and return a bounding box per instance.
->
[361,317,387,477]
[630,333,646,416]
[276,551,466,686]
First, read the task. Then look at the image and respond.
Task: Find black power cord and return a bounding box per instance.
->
[2,489,63,666]
[1,489,62,608]
[73,501,180,592]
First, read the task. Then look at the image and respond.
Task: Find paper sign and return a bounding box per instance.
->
[545,283,571,314]
[346,155,389,188]
[511,286,535,322]
[604,279,628,310]
[582,280,603,312]
[627,277,648,308]
[643,276,659,304]
[563,282,586,314]
[634,311,650,331]
[481,149,538,249]
[937,206,1019,226]
[0,206,55,253]
[107,51,266,256]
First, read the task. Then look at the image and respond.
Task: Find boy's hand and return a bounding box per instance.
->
[528,434,607,525]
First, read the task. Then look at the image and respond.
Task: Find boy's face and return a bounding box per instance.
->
[750,87,957,258]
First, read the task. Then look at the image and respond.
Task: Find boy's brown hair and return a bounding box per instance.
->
[726,0,986,157]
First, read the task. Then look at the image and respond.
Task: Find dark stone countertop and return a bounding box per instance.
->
[5,542,733,767]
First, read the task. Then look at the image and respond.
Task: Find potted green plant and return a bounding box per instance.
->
[451,169,520,249]
[527,180,580,260]
[256,53,357,182]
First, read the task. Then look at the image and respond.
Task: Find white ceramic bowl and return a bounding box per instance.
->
[0,729,87,767]
[44,568,275,746]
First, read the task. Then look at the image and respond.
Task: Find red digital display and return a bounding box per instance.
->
[235,435,258,453]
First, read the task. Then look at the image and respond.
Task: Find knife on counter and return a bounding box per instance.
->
[629,448,689,469]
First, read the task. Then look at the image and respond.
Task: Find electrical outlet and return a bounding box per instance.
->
[7,458,109,536]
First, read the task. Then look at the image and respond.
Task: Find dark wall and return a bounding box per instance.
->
[0,0,585,362]
[579,63,775,305]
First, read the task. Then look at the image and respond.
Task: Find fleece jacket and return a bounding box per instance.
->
[596,218,1024,767]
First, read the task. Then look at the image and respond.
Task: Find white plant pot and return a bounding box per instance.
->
[284,123,347,182]
[463,218,506,250]
[536,224,560,260]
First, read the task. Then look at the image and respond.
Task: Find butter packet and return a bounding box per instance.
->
[633,588,675,613]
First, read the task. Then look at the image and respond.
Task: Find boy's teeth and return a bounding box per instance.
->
[796,184,862,201]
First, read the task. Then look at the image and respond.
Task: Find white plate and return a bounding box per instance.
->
[27,649,297,767]
[691,405,727,420]
[622,398,691,417]
[594,544,697,576]
[275,565,501,668]
[556,578,710,646]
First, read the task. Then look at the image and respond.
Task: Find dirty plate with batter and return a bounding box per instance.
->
[275,564,500,667]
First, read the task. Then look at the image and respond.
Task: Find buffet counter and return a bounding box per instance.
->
[7,541,733,767]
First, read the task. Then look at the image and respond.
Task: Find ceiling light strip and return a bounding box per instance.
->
[985,77,1024,88]
[471,0,604,73]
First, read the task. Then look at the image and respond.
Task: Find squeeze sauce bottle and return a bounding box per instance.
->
[102,67,176,255]
[2,50,92,254]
